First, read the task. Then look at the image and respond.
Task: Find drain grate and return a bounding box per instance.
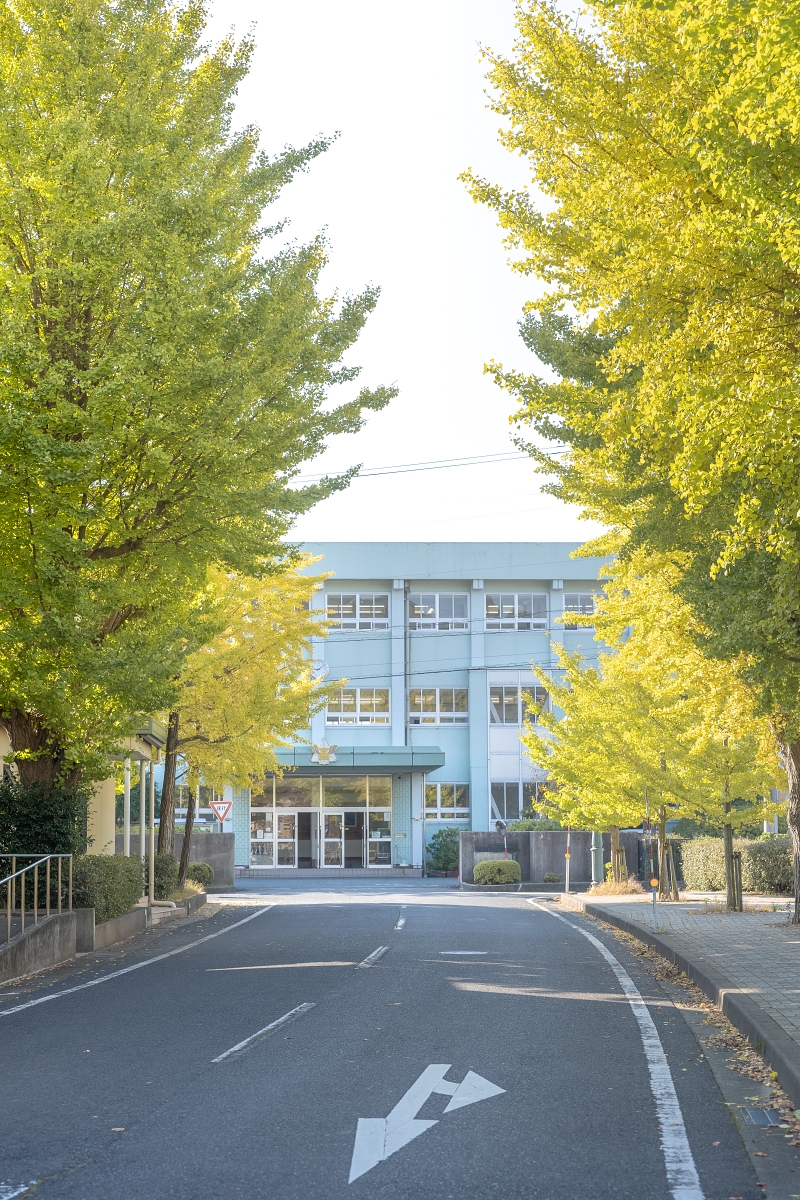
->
[740,1108,784,1127]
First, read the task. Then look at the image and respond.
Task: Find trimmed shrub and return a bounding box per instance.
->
[473,859,521,885]
[680,835,793,895]
[145,852,180,900]
[72,855,144,921]
[0,779,89,855]
[186,861,215,887]
[427,828,460,872]
[507,819,564,831]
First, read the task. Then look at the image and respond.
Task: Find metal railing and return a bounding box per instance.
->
[0,854,73,946]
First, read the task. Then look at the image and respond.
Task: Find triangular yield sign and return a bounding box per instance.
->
[209,799,232,823]
[443,1071,506,1113]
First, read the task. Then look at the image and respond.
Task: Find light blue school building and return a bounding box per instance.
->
[230,542,606,874]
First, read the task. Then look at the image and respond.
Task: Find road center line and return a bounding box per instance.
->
[528,901,704,1200]
[211,1002,316,1062]
[357,946,389,968]
[394,918,406,930]
[439,951,486,955]
[0,906,275,1018]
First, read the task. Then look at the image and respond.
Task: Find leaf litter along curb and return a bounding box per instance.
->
[589,915,800,1148]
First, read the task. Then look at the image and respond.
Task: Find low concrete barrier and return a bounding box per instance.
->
[95,906,149,950]
[114,832,234,886]
[0,913,76,984]
[458,830,641,884]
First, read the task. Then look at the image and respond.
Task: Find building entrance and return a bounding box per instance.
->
[250,804,392,868]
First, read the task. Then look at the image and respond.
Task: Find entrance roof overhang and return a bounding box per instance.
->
[273,745,445,773]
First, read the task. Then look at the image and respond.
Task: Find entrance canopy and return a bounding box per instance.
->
[272,745,445,774]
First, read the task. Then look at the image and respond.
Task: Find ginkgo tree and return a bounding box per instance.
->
[522,557,781,898]
[157,559,332,876]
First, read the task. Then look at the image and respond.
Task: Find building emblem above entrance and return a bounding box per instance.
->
[311,739,338,764]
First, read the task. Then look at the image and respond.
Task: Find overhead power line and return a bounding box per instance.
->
[292,447,569,486]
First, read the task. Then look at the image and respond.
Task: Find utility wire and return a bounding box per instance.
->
[293,447,568,485]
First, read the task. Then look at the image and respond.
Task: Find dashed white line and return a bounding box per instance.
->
[394,918,406,930]
[439,951,486,955]
[528,900,704,1200]
[211,1002,316,1062]
[357,946,390,968]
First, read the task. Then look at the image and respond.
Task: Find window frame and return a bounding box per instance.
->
[489,684,549,726]
[490,781,522,822]
[326,686,391,726]
[408,686,469,726]
[424,782,470,821]
[484,592,548,631]
[563,592,595,630]
[326,592,390,631]
[408,592,469,631]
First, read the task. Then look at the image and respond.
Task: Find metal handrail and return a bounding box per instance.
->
[0,854,73,945]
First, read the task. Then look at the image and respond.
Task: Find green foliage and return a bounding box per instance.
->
[72,854,144,921]
[426,828,460,872]
[473,859,521,885]
[543,872,562,883]
[508,818,563,830]
[680,836,793,895]
[115,780,161,826]
[0,0,393,785]
[145,852,180,900]
[186,861,215,887]
[0,779,89,854]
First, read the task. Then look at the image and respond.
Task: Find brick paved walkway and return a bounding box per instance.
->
[562,893,800,1050]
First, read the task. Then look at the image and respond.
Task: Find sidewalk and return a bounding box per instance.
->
[559,891,800,1108]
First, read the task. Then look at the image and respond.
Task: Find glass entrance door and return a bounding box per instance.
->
[276,813,296,867]
[322,811,365,867]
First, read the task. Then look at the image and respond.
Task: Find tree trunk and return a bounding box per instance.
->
[658,806,669,900]
[609,825,620,882]
[779,734,800,925]
[0,709,82,788]
[723,800,736,911]
[157,711,179,856]
[178,784,196,887]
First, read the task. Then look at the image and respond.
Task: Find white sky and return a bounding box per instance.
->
[205,0,601,543]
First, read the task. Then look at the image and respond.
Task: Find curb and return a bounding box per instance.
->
[560,895,800,1109]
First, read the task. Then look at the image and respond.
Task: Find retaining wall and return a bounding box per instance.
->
[114,832,234,886]
[459,830,642,885]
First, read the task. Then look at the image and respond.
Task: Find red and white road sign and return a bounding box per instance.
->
[209,799,232,824]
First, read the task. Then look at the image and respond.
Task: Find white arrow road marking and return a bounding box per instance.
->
[356,945,389,969]
[348,1064,505,1183]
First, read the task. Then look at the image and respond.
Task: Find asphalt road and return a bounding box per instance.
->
[0,886,767,1199]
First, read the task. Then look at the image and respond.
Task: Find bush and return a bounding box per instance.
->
[72,854,144,921]
[145,852,180,900]
[427,828,460,872]
[680,835,793,895]
[473,859,521,885]
[186,861,215,887]
[0,779,89,855]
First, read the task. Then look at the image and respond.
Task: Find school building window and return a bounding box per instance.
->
[563,593,595,629]
[409,593,469,630]
[326,593,389,630]
[409,688,468,725]
[326,687,390,725]
[489,685,548,725]
[485,593,547,630]
[425,783,470,819]
[490,782,522,822]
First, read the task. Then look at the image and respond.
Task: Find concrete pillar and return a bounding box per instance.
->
[87,777,116,855]
[591,831,604,884]
[123,759,131,856]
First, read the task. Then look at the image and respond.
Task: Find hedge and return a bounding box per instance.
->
[680,836,794,895]
[427,828,460,872]
[473,859,521,885]
[145,852,180,900]
[72,855,144,921]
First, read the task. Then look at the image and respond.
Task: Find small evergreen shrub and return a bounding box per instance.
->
[72,855,144,921]
[186,861,215,887]
[427,828,460,872]
[507,819,564,831]
[145,852,180,900]
[473,859,521,885]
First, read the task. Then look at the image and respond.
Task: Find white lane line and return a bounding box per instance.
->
[0,906,275,1018]
[0,1183,36,1199]
[394,918,406,930]
[439,951,486,955]
[211,1002,316,1062]
[528,901,704,1200]
[357,945,389,969]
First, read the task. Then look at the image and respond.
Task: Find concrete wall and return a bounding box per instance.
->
[459,830,642,884]
[88,776,117,855]
[0,913,76,984]
[114,831,234,886]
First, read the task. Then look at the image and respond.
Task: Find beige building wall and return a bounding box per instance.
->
[87,776,117,855]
